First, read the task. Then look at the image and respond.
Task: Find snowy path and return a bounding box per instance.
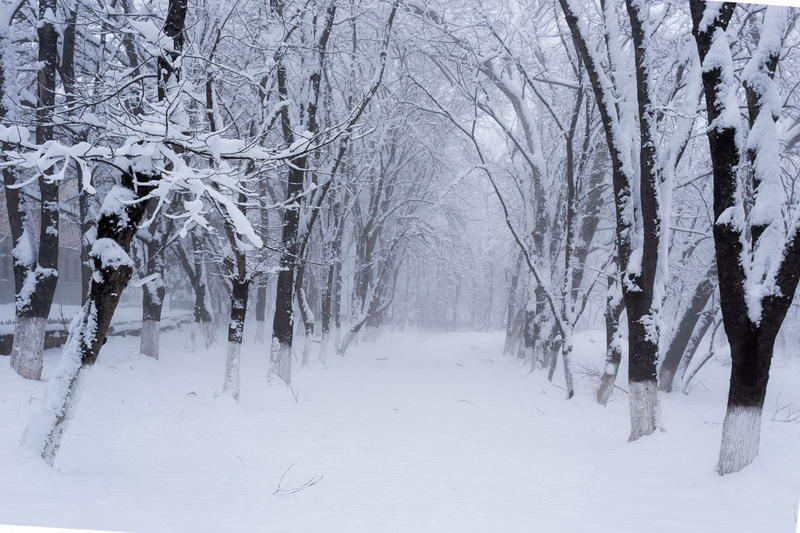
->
[1,330,798,532]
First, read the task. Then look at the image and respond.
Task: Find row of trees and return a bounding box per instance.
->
[0,0,460,463]
[2,0,798,476]
[397,0,800,475]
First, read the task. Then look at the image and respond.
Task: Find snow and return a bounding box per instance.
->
[742,7,787,99]
[741,5,791,326]
[702,27,741,133]
[1,329,798,532]
[698,3,724,33]
[98,186,135,230]
[127,20,162,47]
[90,238,133,270]
[22,304,93,457]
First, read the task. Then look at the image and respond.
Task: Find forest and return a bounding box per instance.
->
[0,0,799,531]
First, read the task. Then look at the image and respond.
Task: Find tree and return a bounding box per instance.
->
[8,0,60,380]
[268,0,399,383]
[690,1,800,475]
[15,0,298,464]
[558,0,686,439]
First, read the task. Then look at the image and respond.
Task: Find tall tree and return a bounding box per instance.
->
[9,0,60,380]
[558,0,664,438]
[691,1,800,474]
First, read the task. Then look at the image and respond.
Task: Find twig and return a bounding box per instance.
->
[273,463,324,496]
[771,393,800,424]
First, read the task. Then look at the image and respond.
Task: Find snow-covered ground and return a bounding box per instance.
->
[1,328,798,532]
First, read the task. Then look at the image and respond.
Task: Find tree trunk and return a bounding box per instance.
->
[140,280,165,359]
[11,0,60,380]
[717,328,775,474]
[268,0,341,382]
[545,327,560,382]
[269,161,303,385]
[676,306,716,387]
[224,278,249,401]
[338,257,397,357]
[78,174,92,303]
[193,256,215,348]
[295,267,315,367]
[254,279,267,343]
[177,233,215,349]
[61,5,92,305]
[139,216,166,359]
[521,308,536,369]
[625,312,659,440]
[571,145,606,293]
[531,284,549,369]
[503,254,524,356]
[32,172,156,464]
[658,266,715,392]
[561,337,575,400]
[320,261,335,360]
[597,276,625,405]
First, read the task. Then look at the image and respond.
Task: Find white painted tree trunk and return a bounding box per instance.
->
[520,345,534,371]
[269,337,292,385]
[301,333,312,367]
[10,316,46,380]
[628,380,659,441]
[223,341,241,401]
[334,326,342,355]
[254,319,266,343]
[596,361,621,405]
[25,308,91,465]
[190,320,216,351]
[319,331,333,364]
[40,365,87,465]
[337,324,362,357]
[718,406,761,475]
[202,319,216,348]
[561,340,575,399]
[139,320,160,359]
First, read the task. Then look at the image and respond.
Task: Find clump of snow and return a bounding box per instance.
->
[90,238,133,270]
[698,3,724,33]
[99,186,135,230]
[702,27,741,133]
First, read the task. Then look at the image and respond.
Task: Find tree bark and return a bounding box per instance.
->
[61,5,92,304]
[10,0,60,380]
[623,0,662,441]
[254,279,268,343]
[269,156,303,385]
[295,266,315,367]
[658,265,716,392]
[138,211,167,359]
[175,236,215,348]
[597,276,625,405]
[676,305,716,388]
[503,253,524,356]
[224,278,249,401]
